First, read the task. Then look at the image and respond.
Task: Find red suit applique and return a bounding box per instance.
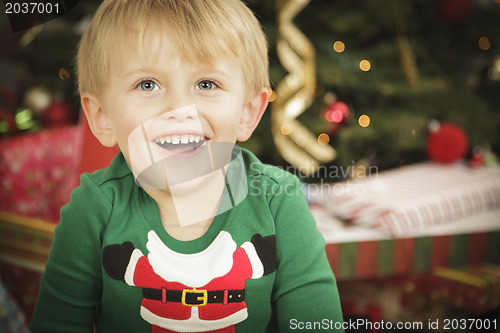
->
[102,231,276,333]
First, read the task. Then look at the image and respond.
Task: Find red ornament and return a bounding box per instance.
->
[469,152,484,168]
[42,101,74,128]
[437,0,472,25]
[426,122,469,164]
[324,101,350,123]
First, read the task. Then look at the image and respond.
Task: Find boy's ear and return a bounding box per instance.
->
[81,92,117,147]
[237,88,270,142]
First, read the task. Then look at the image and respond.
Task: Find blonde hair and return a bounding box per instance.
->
[76,0,269,99]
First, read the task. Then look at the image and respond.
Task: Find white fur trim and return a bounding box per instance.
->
[146,231,236,288]
[140,306,248,332]
[124,249,143,286]
[240,242,264,279]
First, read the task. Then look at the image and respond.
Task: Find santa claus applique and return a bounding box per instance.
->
[102,231,276,333]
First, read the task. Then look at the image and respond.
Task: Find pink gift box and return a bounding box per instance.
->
[328,162,500,236]
[0,127,79,222]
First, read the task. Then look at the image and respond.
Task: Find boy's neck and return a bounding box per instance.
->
[162,218,214,241]
[144,170,226,241]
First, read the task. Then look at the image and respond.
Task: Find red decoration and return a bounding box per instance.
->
[437,0,472,25]
[426,122,469,164]
[42,100,75,128]
[0,87,17,133]
[0,126,78,222]
[469,151,485,168]
[324,101,350,124]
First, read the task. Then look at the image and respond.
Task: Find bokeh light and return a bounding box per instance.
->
[324,101,349,123]
[281,123,293,135]
[478,37,491,51]
[333,41,345,53]
[358,115,371,127]
[359,60,371,71]
[58,68,70,80]
[269,88,277,102]
[326,110,343,123]
[317,133,330,145]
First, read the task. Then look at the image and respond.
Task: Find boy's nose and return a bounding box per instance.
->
[162,104,198,122]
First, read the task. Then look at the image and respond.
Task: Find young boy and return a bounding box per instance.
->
[30,0,343,332]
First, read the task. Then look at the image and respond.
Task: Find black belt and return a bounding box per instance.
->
[143,288,245,306]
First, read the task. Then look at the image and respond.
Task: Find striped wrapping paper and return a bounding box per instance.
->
[325,231,500,280]
[328,162,500,236]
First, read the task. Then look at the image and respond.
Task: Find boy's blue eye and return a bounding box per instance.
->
[197,80,216,90]
[139,80,158,91]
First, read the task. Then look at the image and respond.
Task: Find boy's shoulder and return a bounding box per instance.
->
[81,152,133,188]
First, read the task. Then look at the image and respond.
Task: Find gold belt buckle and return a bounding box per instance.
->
[181,289,208,307]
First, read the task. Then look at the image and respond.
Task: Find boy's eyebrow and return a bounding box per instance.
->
[119,67,234,81]
[196,69,233,80]
[119,68,158,80]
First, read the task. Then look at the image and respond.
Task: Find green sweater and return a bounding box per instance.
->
[30,148,343,332]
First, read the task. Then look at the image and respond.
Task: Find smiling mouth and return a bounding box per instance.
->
[154,134,206,151]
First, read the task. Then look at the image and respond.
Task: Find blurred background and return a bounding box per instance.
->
[1,0,499,172]
[1,0,500,332]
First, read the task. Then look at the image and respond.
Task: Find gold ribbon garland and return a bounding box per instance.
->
[272,0,336,175]
[391,0,419,85]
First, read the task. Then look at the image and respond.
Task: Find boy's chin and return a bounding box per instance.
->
[169,167,227,197]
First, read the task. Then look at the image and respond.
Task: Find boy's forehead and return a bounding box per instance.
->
[140,21,232,55]
[110,27,238,73]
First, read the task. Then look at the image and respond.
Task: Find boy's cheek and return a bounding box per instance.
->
[127,125,151,177]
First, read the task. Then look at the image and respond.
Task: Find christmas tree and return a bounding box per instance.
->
[246,0,500,175]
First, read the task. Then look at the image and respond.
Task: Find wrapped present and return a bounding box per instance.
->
[338,276,455,332]
[0,126,79,223]
[430,265,500,315]
[0,121,118,322]
[0,119,119,223]
[324,230,500,281]
[327,162,500,236]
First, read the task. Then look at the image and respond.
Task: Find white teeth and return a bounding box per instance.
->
[155,134,205,145]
